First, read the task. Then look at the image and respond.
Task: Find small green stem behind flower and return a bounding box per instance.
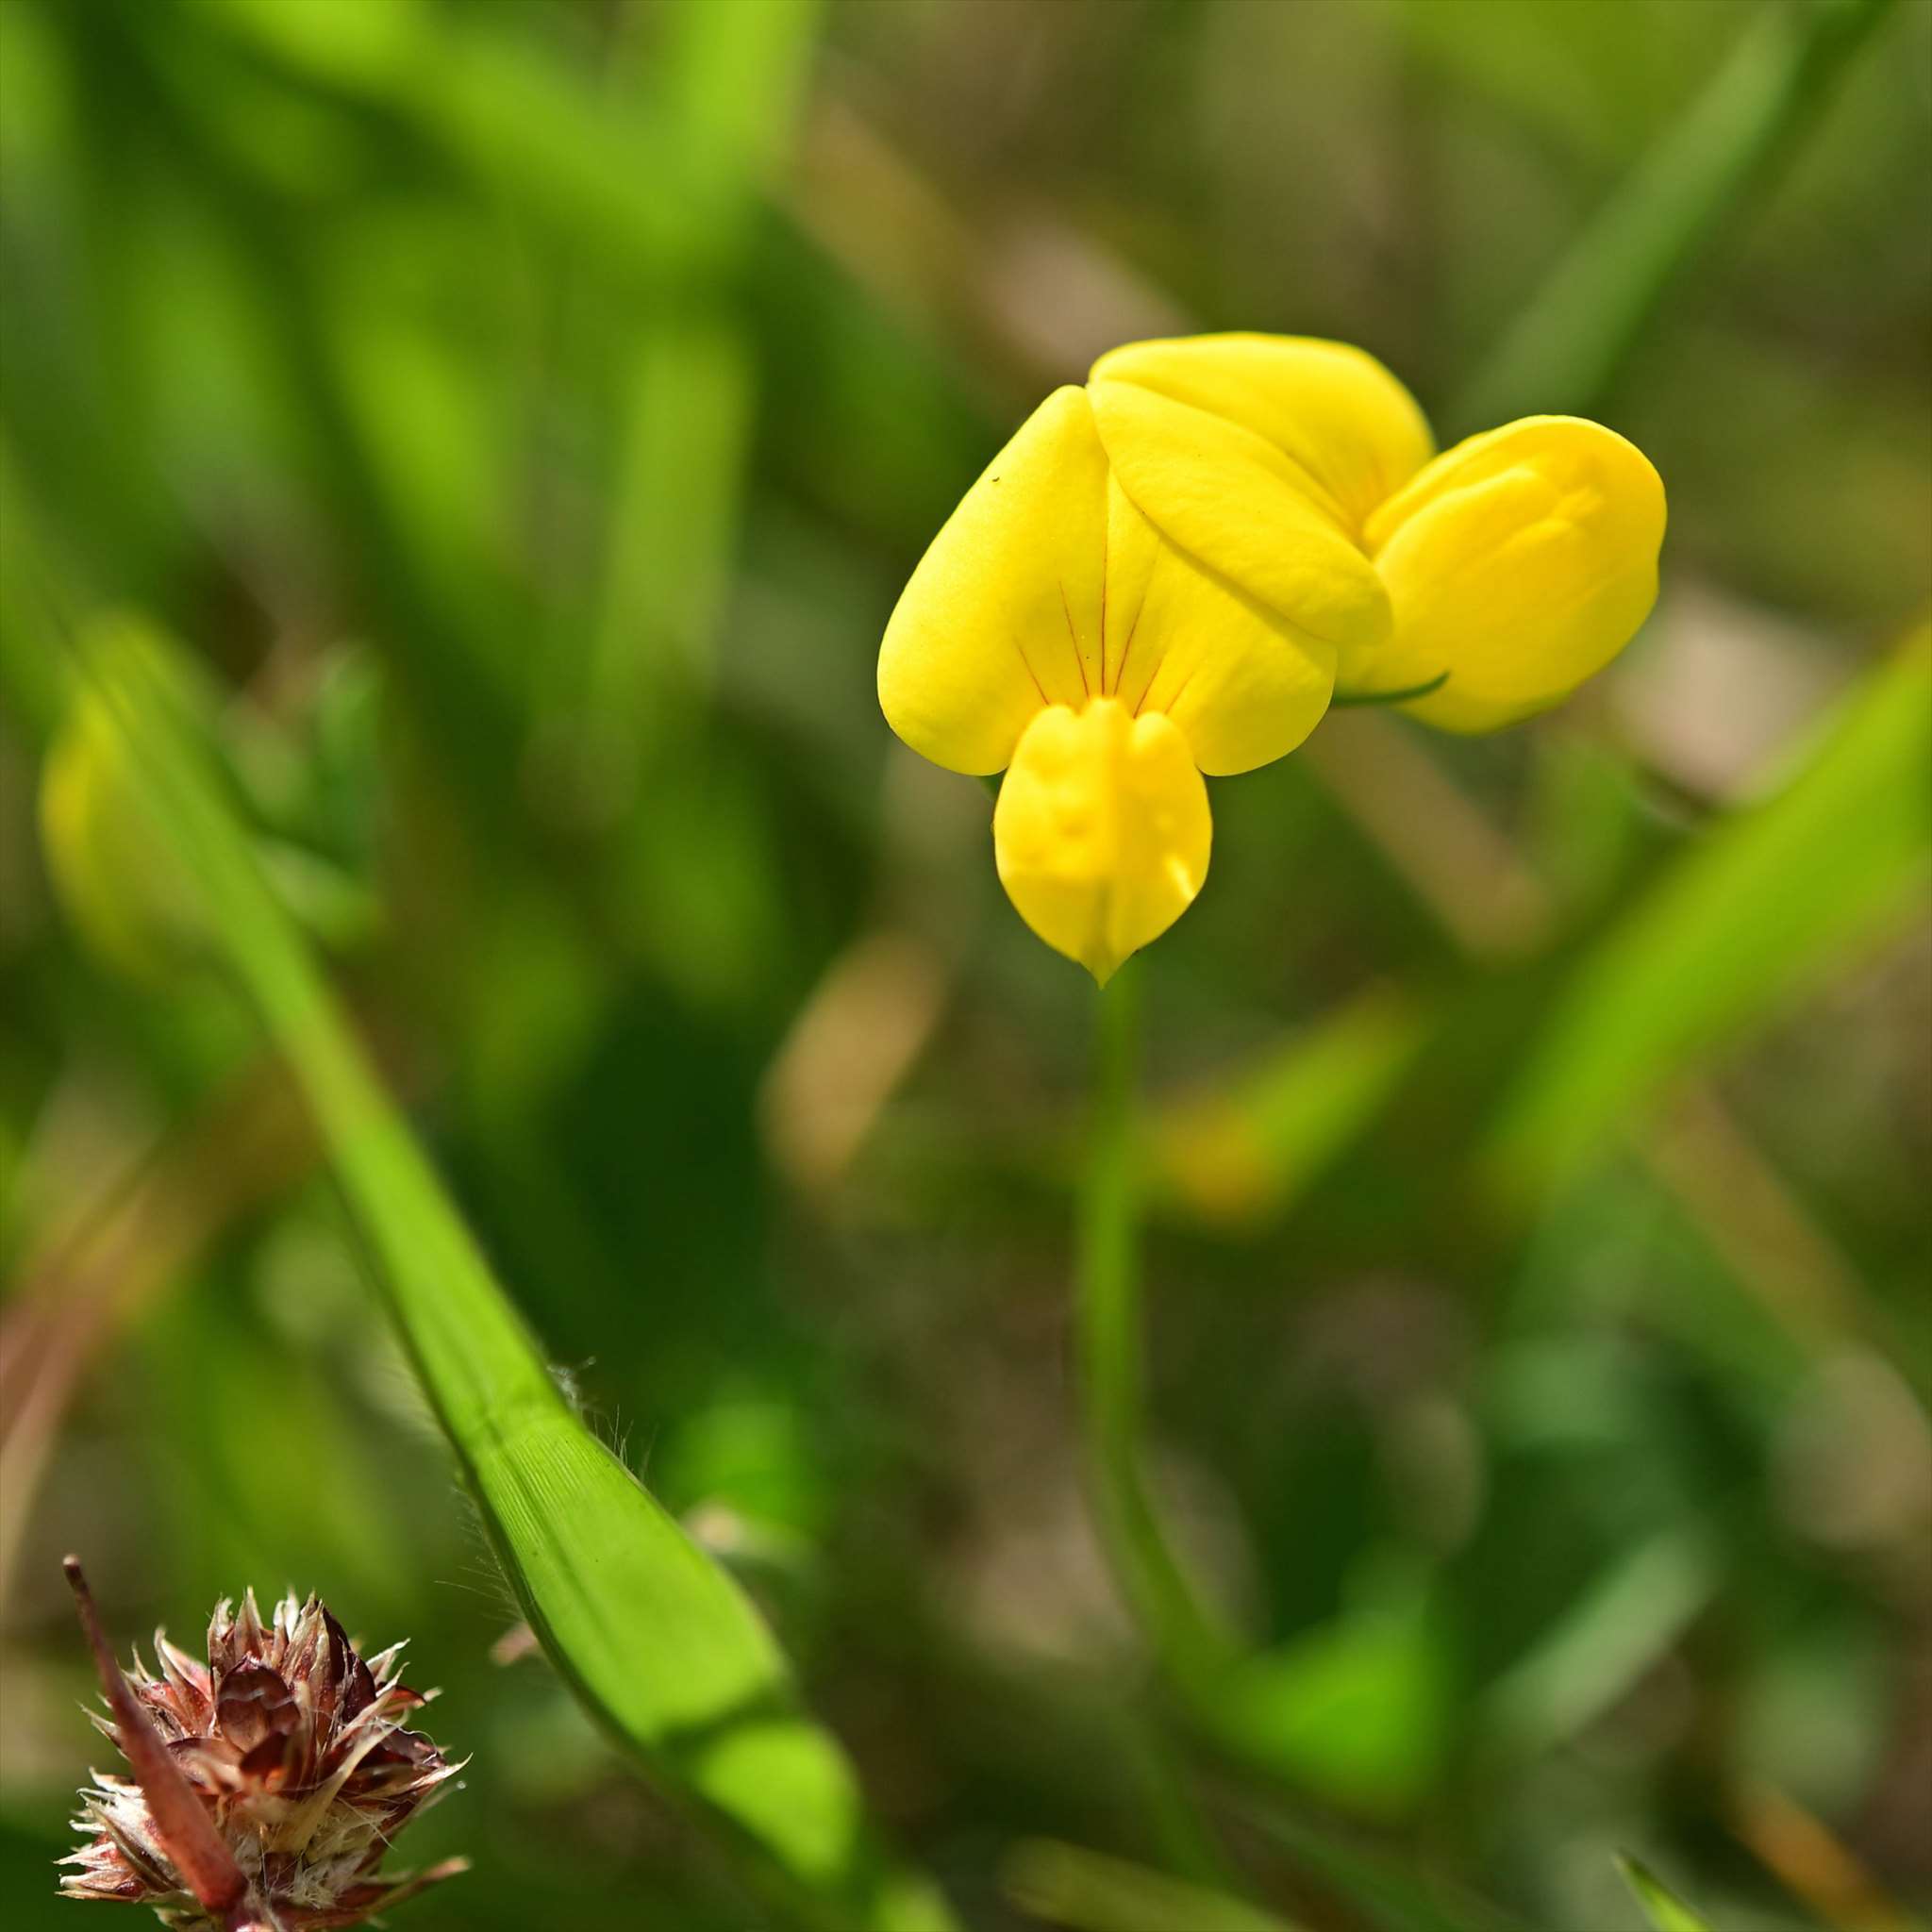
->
[1328,671,1449,709]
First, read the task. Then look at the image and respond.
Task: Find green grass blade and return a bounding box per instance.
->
[1233,1804,1531,1932]
[1453,0,1900,431]
[1005,1840,1304,1932]
[75,617,954,1932]
[1617,1855,1718,1932]
[1487,627,1932,1200]
[177,0,716,278]
[1153,986,1428,1231]
[1480,1525,1719,1762]
[1203,1572,1450,1818]
[587,0,819,730]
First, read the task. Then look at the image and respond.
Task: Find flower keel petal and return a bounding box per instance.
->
[1361,415,1666,731]
[993,701,1210,984]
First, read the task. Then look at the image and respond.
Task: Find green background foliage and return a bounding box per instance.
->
[1,3,1926,1929]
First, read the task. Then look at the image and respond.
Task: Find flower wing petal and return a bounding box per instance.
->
[1108,484,1334,774]
[1087,377,1392,664]
[1091,332,1434,530]
[1360,415,1666,732]
[992,700,1210,984]
[877,385,1107,774]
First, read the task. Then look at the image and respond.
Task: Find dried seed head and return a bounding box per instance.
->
[62,1558,466,1930]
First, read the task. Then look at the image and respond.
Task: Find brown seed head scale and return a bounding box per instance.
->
[61,1557,467,1930]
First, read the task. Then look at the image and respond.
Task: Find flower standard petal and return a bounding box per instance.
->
[1359,415,1667,732]
[1086,376,1393,668]
[878,385,1108,775]
[1091,332,1435,531]
[992,699,1210,985]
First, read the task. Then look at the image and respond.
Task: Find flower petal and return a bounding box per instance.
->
[1359,415,1666,732]
[1086,377,1392,663]
[993,699,1210,984]
[1091,333,1435,531]
[1104,477,1334,774]
[877,385,1107,774]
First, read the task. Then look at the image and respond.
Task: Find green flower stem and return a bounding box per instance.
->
[1076,969,1231,1696]
[1074,968,1242,1884]
[1120,1713,1241,1890]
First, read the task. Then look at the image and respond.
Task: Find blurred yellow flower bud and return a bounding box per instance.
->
[38,620,210,981]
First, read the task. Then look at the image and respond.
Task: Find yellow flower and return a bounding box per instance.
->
[878,334,1665,981]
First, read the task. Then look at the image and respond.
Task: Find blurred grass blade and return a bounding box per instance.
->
[181,0,707,275]
[1480,1524,1718,1762]
[588,0,819,734]
[1236,1806,1530,1932]
[1618,1855,1719,1932]
[1005,1840,1303,1932]
[1454,0,1900,429]
[1152,986,1427,1231]
[1487,626,1932,1200]
[1204,1571,1449,1818]
[76,617,954,1932]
